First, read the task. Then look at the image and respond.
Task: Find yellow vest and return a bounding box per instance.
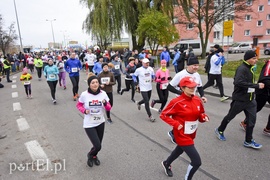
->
[3,59,11,69]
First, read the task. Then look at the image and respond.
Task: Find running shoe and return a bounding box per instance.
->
[76,93,80,98]
[73,96,77,101]
[243,140,262,149]
[149,116,155,122]
[52,99,56,104]
[87,153,93,167]
[120,90,124,95]
[167,131,176,144]
[26,95,29,99]
[215,128,226,141]
[240,121,246,131]
[92,156,100,166]
[29,95,32,99]
[59,82,62,87]
[131,99,135,103]
[263,128,270,136]
[64,86,66,90]
[137,103,141,110]
[150,100,155,108]
[161,161,173,177]
[158,109,162,114]
[220,96,229,102]
[107,118,113,124]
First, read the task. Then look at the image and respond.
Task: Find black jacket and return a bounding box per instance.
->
[232,61,259,102]
[256,60,270,96]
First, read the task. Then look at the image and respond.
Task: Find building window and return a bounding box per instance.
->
[187,23,194,30]
[214,31,220,39]
[266,29,270,35]
[258,5,264,12]
[267,14,270,20]
[244,30,250,36]
[246,0,252,6]
[257,20,263,26]
[245,15,251,21]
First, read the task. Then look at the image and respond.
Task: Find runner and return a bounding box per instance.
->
[84,50,97,73]
[76,73,111,167]
[57,59,66,90]
[132,58,156,122]
[44,59,59,104]
[34,55,43,81]
[20,67,32,98]
[151,60,171,113]
[64,52,82,101]
[111,55,123,94]
[160,76,209,179]
[120,57,137,102]
[26,54,34,73]
[98,63,116,124]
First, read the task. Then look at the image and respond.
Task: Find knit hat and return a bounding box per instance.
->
[102,63,108,69]
[160,60,167,64]
[87,75,98,85]
[214,44,220,49]
[187,56,199,66]
[22,67,28,74]
[179,76,197,88]
[244,50,257,61]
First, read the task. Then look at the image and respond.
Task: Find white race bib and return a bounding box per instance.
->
[71,68,78,72]
[247,88,255,93]
[114,65,120,69]
[184,120,198,134]
[161,83,168,90]
[24,81,31,85]
[89,107,103,123]
[49,74,56,79]
[101,77,110,84]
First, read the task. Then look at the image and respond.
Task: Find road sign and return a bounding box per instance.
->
[223,20,233,36]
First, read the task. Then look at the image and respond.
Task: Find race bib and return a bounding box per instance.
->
[49,74,56,79]
[114,65,120,69]
[101,77,110,84]
[184,120,198,134]
[24,81,31,85]
[144,78,151,83]
[161,83,168,90]
[89,114,103,123]
[247,88,255,93]
[71,67,78,72]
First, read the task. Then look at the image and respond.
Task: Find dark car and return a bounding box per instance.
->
[264,47,270,55]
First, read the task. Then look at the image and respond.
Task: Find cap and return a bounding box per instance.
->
[214,44,220,49]
[187,56,199,66]
[179,76,197,88]
[244,50,257,60]
[142,58,150,63]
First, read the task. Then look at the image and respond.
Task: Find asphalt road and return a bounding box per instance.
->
[0,60,269,180]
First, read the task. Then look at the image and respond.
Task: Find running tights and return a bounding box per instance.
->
[24,84,31,96]
[138,91,152,117]
[47,80,58,100]
[70,76,79,96]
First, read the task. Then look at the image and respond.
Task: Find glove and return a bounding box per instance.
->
[161,77,166,81]
[167,77,172,80]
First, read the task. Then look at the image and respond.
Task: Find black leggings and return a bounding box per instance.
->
[138,91,152,117]
[70,76,80,96]
[24,84,32,95]
[114,75,121,92]
[122,79,135,99]
[154,83,169,110]
[47,80,58,100]
[166,145,201,180]
[203,74,225,97]
[35,67,42,78]
[105,92,113,119]
[85,122,105,156]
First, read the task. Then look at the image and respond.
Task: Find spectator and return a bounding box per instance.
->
[160,47,171,67]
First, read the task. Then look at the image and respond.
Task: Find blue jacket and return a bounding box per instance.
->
[172,51,180,66]
[93,62,103,75]
[44,65,59,81]
[160,51,170,62]
[64,58,82,77]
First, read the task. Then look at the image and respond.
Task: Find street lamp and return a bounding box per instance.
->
[13,0,23,52]
[46,19,56,48]
[60,30,67,49]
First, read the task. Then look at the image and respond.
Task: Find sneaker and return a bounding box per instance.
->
[137,103,141,110]
[215,128,226,141]
[263,128,270,136]
[59,83,62,87]
[243,140,262,149]
[52,99,56,104]
[76,93,80,98]
[161,161,173,177]
[107,118,113,124]
[73,96,77,101]
[149,116,155,122]
[38,78,41,81]
[26,95,29,99]
[158,109,162,114]
[92,156,100,166]
[87,153,93,167]
[220,96,229,102]
[150,100,155,108]
[117,91,120,94]
[240,121,246,131]
[131,99,135,103]
[29,95,32,99]
[167,131,176,144]
[120,90,124,95]
[64,86,66,90]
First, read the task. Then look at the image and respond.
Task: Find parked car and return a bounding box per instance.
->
[264,47,270,55]
[228,43,252,53]
[173,39,210,57]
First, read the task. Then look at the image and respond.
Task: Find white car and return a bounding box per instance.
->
[228,43,252,53]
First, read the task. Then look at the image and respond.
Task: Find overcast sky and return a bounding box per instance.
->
[0,0,92,48]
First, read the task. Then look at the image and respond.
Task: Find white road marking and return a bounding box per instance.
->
[16,117,30,131]
[11,85,17,89]
[12,76,17,79]
[12,80,16,83]
[13,102,21,111]
[12,92,18,98]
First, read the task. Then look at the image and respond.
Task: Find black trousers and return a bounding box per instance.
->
[5,68,11,81]
[138,91,152,117]
[114,75,121,92]
[218,99,257,142]
[24,84,32,95]
[166,144,201,180]
[154,83,169,110]
[122,79,135,100]
[35,67,42,78]
[203,74,225,97]
[85,122,105,156]
[70,76,80,96]
[47,80,58,100]
[105,92,113,119]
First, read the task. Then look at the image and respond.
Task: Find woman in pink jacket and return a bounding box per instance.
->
[151,60,171,113]
[76,73,111,168]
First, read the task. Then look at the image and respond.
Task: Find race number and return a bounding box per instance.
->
[184,120,198,134]
[24,81,31,85]
[101,77,110,84]
[71,68,78,72]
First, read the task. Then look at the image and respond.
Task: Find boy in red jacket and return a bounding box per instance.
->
[160,76,209,179]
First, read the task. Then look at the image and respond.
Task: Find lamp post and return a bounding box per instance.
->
[13,0,23,52]
[60,30,67,49]
[46,19,56,48]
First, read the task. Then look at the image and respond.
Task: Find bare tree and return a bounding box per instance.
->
[0,14,18,55]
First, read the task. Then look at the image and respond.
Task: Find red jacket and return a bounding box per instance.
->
[160,93,207,146]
